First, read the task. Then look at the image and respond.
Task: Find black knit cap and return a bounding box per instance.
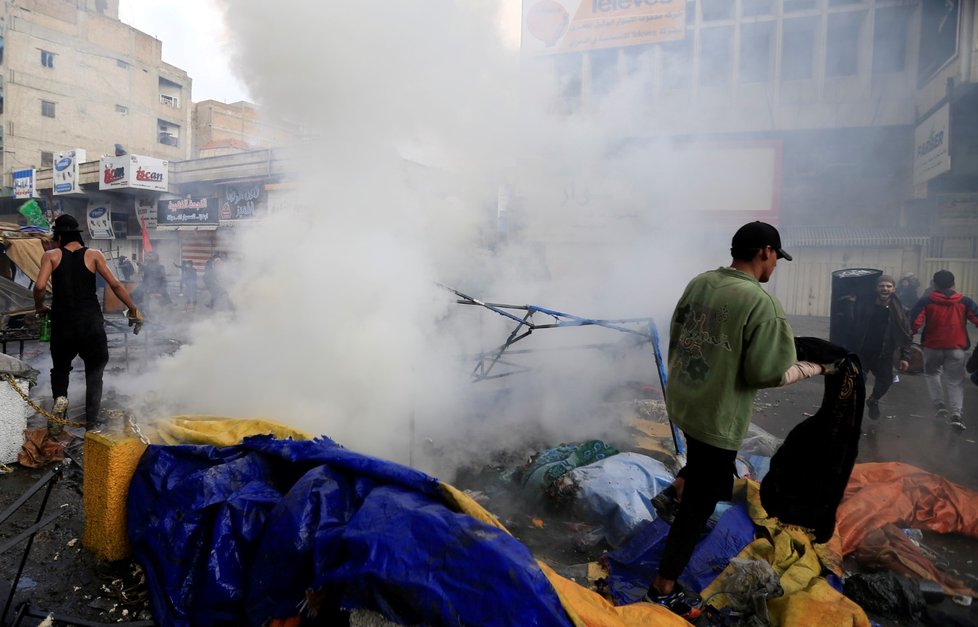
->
[731,221,792,261]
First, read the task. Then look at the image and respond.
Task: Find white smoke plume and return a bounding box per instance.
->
[124,0,726,475]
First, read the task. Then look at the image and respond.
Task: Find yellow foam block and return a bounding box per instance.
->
[81,430,148,561]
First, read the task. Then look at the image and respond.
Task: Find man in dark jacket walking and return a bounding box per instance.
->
[842,275,912,419]
[910,269,978,430]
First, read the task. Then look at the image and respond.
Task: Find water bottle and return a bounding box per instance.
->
[901,528,923,544]
[39,314,51,342]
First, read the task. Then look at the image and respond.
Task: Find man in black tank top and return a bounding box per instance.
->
[33,215,141,430]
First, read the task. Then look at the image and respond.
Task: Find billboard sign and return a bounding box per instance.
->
[135,196,158,229]
[522,0,685,56]
[53,149,87,195]
[158,197,219,227]
[913,102,951,186]
[87,201,115,239]
[219,182,264,220]
[13,169,38,199]
[99,154,169,191]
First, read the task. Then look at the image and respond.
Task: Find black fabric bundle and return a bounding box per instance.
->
[760,344,863,543]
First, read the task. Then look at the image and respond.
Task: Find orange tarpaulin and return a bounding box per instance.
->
[853,523,977,597]
[836,462,978,557]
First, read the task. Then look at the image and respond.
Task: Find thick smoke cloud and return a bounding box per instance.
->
[124,0,722,474]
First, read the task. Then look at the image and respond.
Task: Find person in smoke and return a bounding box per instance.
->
[839,275,911,420]
[174,259,198,312]
[203,252,231,310]
[117,255,135,282]
[895,272,919,312]
[909,269,978,431]
[644,222,833,619]
[33,215,142,430]
[132,252,171,308]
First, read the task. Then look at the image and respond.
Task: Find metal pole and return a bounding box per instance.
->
[649,320,685,457]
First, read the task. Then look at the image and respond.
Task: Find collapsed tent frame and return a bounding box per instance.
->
[446,286,684,456]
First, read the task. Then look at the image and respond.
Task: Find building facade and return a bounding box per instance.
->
[0,0,192,199]
[520,0,978,315]
[193,100,303,158]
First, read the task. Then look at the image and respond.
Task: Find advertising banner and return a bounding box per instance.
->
[219,182,264,220]
[53,149,87,195]
[135,196,158,229]
[99,154,169,192]
[13,169,38,199]
[158,197,219,228]
[87,201,115,239]
[913,102,951,187]
[521,0,685,56]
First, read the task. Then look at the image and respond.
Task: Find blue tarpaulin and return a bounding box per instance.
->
[604,501,757,605]
[127,435,574,627]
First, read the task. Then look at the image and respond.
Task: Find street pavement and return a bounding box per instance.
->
[753,316,978,626]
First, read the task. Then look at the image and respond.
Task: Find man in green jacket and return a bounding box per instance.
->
[646,221,806,619]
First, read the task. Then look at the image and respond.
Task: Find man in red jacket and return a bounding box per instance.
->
[910,270,978,430]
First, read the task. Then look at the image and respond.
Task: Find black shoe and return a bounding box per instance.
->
[867,399,880,420]
[949,415,967,430]
[652,486,680,525]
[936,404,949,421]
[644,585,702,621]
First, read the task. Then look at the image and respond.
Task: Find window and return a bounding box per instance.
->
[919,0,960,82]
[740,21,773,83]
[701,0,733,21]
[826,11,864,77]
[782,18,817,80]
[784,0,816,12]
[41,100,55,118]
[742,0,774,18]
[590,49,619,96]
[873,7,910,74]
[158,120,181,147]
[40,50,54,68]
[160,94,179,108]
[115,104,128,114]
[555,53,583,111]
[699,27,733,85]
[661,37,693,89]
[41,151,53,168]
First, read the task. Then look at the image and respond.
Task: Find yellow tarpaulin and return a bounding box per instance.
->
[154,415,312,446]
[700,480,869,627]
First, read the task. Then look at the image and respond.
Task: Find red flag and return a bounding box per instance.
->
[140,216,153,253]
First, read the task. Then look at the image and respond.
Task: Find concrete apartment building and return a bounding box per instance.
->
[193,99,302,158]
[520,0,978,315]
[0,0,191,204]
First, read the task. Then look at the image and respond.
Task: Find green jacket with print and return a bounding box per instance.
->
[666,267,797,451]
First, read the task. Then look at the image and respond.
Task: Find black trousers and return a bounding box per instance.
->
[861,353,894,401]
[657,434,738,582]
[50,315,108,426]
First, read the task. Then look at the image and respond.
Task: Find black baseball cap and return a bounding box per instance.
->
[52,214,82,233]
[731,221,792,261]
